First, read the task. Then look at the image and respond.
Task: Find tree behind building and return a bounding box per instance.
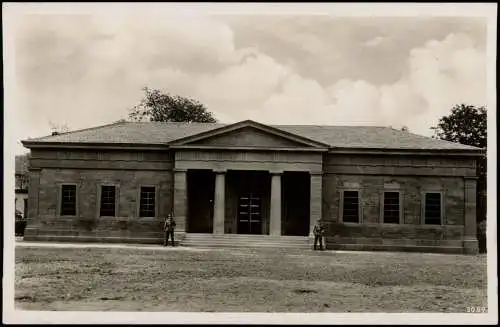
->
[128,87,217,123]
[431,104,487,252]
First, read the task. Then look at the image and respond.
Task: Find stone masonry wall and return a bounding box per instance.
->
[25,149,174,243]
[322,174,465,226]
[27,168,173,241]
[321,153,475,253]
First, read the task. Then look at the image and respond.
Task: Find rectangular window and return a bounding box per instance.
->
[383,191,400,224]
[424,193,441,225]
[60,184,77,216]
[342,191,359,223]
[139,186,156,217]
[100,185,116,217]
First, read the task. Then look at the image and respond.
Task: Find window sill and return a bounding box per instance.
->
[137,217,160,222]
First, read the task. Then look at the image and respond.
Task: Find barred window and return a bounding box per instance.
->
[342,191,359,223]
[100,186,116,217]
[139,187,156,217]
[383,192,400,224]
[424,193,441,225]
[60,185,77,216]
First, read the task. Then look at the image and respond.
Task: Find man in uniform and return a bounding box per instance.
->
[164,213,176,246]
[313,219,325,251]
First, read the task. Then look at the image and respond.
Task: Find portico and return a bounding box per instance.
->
[169,121,328,238]
[179,166,322,237]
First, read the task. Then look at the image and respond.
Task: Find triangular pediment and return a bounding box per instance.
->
[191,126,310,148]
[168,120,329,149]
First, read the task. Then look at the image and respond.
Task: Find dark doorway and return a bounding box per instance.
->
[283,172,310,236]
[187,169,215,233]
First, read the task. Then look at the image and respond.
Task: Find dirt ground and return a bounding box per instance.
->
[15,246,488,312]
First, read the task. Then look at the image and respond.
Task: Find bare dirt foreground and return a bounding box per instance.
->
[15,246,487,312]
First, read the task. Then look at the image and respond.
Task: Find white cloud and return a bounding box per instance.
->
[245,32,486,133]
[13,16,488,154]
[197,53,289,112]
[362,36,387,47]
[402,33,487,132]
[218,32,486,135]
[258,73,329,124]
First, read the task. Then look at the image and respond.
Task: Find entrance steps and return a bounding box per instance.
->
[181,233,311,249]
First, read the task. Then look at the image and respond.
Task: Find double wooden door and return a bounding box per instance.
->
[237,193,262,234]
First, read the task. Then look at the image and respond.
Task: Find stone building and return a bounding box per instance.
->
[21,120,482,253]
[15,154,29,218]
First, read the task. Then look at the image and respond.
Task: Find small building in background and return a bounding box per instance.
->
[15,154,29,219]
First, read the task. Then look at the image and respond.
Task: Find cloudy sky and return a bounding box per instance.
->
[7,4,493,155]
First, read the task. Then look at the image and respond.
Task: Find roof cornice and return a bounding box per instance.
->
[21,141,483,156]
[328,148,483,156]
[21,141,169,151]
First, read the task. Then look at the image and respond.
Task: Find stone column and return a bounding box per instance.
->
[309,172,323,237]
[269,171,282,236]
[173,168,187,235]
[464,177,479,254]
[213,169,226,234]
[23,168,41,241]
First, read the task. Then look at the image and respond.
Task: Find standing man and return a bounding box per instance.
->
[313,219,325,251]
[164,213,176,246]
